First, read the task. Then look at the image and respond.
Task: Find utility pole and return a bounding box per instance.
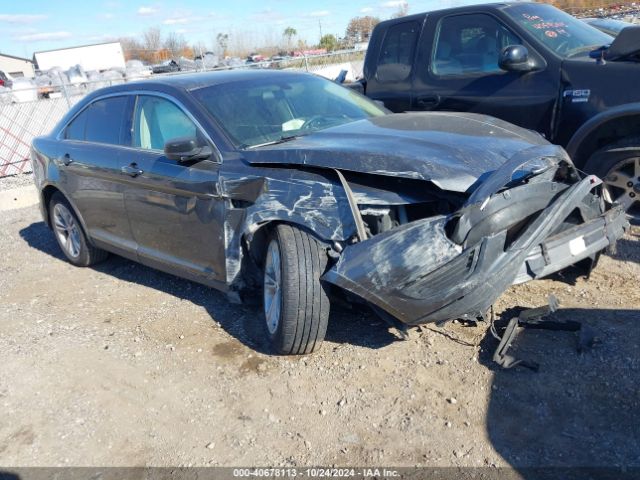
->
[319,20,323,42]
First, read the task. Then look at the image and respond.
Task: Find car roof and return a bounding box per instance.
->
[95,69,313,96]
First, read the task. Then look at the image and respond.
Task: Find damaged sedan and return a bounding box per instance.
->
[31,70,628,354]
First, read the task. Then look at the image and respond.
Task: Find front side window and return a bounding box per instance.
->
[377,21,420,83]
[505,3,612,57]
[432,14,521,76]
[133,96,201,151]
[65,96,128,144]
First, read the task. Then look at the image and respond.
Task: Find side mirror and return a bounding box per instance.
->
[499,45,533,72]
[164,137,213,162]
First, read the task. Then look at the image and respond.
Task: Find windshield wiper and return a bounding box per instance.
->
[247,134,303,149]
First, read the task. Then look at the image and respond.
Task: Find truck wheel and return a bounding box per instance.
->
[49,192,109,266]
[262,224,330,355]
[584,137,640,222]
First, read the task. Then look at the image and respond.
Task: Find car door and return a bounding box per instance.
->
[122,94,226,285]
[413,11,559,138]
[58,95,138,258]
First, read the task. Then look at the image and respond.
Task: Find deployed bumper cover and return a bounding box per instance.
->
[322,174,628,326]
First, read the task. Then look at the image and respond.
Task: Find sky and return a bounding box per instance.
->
[0,0,488,58]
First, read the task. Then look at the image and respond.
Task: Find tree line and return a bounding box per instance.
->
[117,1,633,62]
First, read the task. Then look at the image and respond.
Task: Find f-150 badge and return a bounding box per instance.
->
[563,89,591,103]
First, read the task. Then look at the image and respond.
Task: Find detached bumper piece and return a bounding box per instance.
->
[323,174,628,326]
[493,295,597,371]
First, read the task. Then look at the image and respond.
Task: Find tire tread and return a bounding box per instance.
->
[268,224,330,355]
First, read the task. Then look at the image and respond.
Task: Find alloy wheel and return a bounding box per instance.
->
[263,239,282,335]
[53,203,82,259]
[603,156,640,220]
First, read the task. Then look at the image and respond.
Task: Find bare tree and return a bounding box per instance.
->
[216,33,229,56]
[143,27,162,52]
[391,2,409,18]
[164,32,188,58]
[345,16,380,45]
[118,36,144,60]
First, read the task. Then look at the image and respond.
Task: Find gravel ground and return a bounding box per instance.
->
[0,173,35,191]
[0,205,639,470]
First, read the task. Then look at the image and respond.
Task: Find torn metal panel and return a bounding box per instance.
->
[323,171,628,326]
[220,164,357,286]
[461,145,569,209]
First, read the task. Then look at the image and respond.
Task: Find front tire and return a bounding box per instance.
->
[263,224,330,355]
[585,138,640,222]
[49,192,108,266]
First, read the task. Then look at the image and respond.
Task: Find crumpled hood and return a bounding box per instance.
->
[243,111,560,192]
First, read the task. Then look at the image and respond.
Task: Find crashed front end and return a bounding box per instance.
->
[322,149,628,326]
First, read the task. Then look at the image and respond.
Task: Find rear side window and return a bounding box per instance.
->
[65,96,129,145]
[376,21,420,83]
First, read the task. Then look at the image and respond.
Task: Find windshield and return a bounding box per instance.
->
[191,74,387,148]
[505,3,613,57]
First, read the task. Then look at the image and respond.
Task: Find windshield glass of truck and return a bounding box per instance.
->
[505,3,613,57]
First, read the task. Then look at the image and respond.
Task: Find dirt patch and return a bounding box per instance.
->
[0,206,638,468]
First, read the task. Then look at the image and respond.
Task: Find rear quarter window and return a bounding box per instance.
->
[65,108,88,141]
[65,96,129,145]
[376,21,420,83]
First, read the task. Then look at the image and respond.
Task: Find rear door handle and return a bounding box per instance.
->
[416,95,441,109]
[121,163,144,177]
[61,153,73,166]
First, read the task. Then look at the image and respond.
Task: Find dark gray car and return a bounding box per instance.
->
[31,70,627,354]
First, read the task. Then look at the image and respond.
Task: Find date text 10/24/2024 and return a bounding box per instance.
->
[232,468,400,478]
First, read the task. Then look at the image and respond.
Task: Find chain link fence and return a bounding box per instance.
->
[0,49,365,178]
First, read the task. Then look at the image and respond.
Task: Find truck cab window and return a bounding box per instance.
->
[376,21,420,83]
[432,14,521,76]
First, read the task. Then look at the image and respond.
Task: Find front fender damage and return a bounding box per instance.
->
[322,173,628,326]
[223,172,356,288]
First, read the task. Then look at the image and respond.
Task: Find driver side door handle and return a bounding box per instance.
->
[121,163,144,178]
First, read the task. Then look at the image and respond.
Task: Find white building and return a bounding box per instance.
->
[0,53,35,78]
[34,42,126,72]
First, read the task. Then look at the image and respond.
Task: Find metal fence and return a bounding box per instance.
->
[0,49,365,178]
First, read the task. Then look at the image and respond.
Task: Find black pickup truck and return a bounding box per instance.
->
[351,2,640,218]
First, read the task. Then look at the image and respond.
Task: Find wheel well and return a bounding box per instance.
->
[572,115,640,169]
[236,222,276,293]
[41,185,61,227]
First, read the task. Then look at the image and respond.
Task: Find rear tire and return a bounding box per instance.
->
[584,137,640,222]
[49,192,108,266]
[262,224,330,355]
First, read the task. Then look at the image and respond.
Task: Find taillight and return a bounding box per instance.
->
[0,79,4,86]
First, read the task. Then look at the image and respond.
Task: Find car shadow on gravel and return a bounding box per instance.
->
[479,306,640,475]
[615,237,640,265]
[19,221,398,355]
